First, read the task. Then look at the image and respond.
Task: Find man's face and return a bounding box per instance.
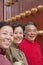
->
[25,25,38,42]
[0,26,13,49]
[13,26,23,44]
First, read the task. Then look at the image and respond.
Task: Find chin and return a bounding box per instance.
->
[16,41,21,44]
[31,39,35,41]
[4,46,9,49]
[16,42,20,44]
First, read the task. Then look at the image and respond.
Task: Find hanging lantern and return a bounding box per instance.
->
[37,5,43,11]
[38,30,43,36]
[11,17,17,21]
[7,18,12,22]
[16,15,21,20]
[20,13,26,18]
[9,0,17,4]
[4,0,17,6]
[25,11,31,16]
[31,8,38,14]
[4,1,12,6]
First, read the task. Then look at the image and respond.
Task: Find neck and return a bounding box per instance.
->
[0,48,6,55]
[13,43,19,48]
[25,38,34,43]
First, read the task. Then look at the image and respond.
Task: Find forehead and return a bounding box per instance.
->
[14,26,23,31]
[0,26,13,32]
[25,25,37,30]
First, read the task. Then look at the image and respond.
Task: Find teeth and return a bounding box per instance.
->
[30,35,34,37]
[17,39,20,41]
[16,38,20,40]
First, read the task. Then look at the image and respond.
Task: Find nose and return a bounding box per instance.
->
[31,31,35,35]
[17,33,20,36]
[31,31,34,33]
[6,35,11,40]
[16,34,21,38]
[6,38,10,41]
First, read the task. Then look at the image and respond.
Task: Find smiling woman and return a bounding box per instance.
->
[6,21,28,65]
[0,21,13,49]
[0,21,13,65]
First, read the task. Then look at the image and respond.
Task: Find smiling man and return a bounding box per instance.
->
[18,21,43,65]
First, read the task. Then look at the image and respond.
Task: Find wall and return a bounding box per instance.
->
[3,0,43,55]
[0,0,4,21]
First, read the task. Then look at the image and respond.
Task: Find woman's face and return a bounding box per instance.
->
[0,26,13,49]
[13,26,23,44]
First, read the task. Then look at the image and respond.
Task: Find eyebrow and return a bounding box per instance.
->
[2,30,13,33]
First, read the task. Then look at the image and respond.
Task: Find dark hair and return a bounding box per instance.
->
[25,21,37,28]
[0,21,12,28]
[11,21,25,31]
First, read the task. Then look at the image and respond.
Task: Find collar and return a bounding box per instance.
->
[0,48,6,55]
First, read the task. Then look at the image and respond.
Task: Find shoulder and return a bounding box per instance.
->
[0,55,12,65]
[19,39,27,46]
[35,41,40,48]
[18,39,28,51]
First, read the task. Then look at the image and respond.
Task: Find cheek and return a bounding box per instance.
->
[34,33,37,36]
[11,37,14,42]
[0,38,4,47]
[1,34,6,39]
[14,34,17,38]
[26,32,31,36]
[35,34,37,37]
[19,34,23,37]
[21,35,23,38]
[0,35,4,42]
[0,38,2,43]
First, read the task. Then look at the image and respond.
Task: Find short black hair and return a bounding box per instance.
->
[25,21,37,28]
[11,21,25,31]
[0,21,12,28]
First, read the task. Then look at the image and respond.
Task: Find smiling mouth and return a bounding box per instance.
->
[5,44,9,46]
[16,37,21,40]
[30,36,35,38]
[17,39,21,41]
[4,39,11,42]
[3,41,10,44]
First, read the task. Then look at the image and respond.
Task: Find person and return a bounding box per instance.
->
[18,21,43,65]
[0,21,13,65]
[6,22,28,65]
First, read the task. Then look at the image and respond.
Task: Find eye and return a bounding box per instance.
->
[20,32,23,34]
[3,32,7,35]
[14,32,18,34]
[27,30,31,32]
[10,34,13,37]
[33,30,37,32]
